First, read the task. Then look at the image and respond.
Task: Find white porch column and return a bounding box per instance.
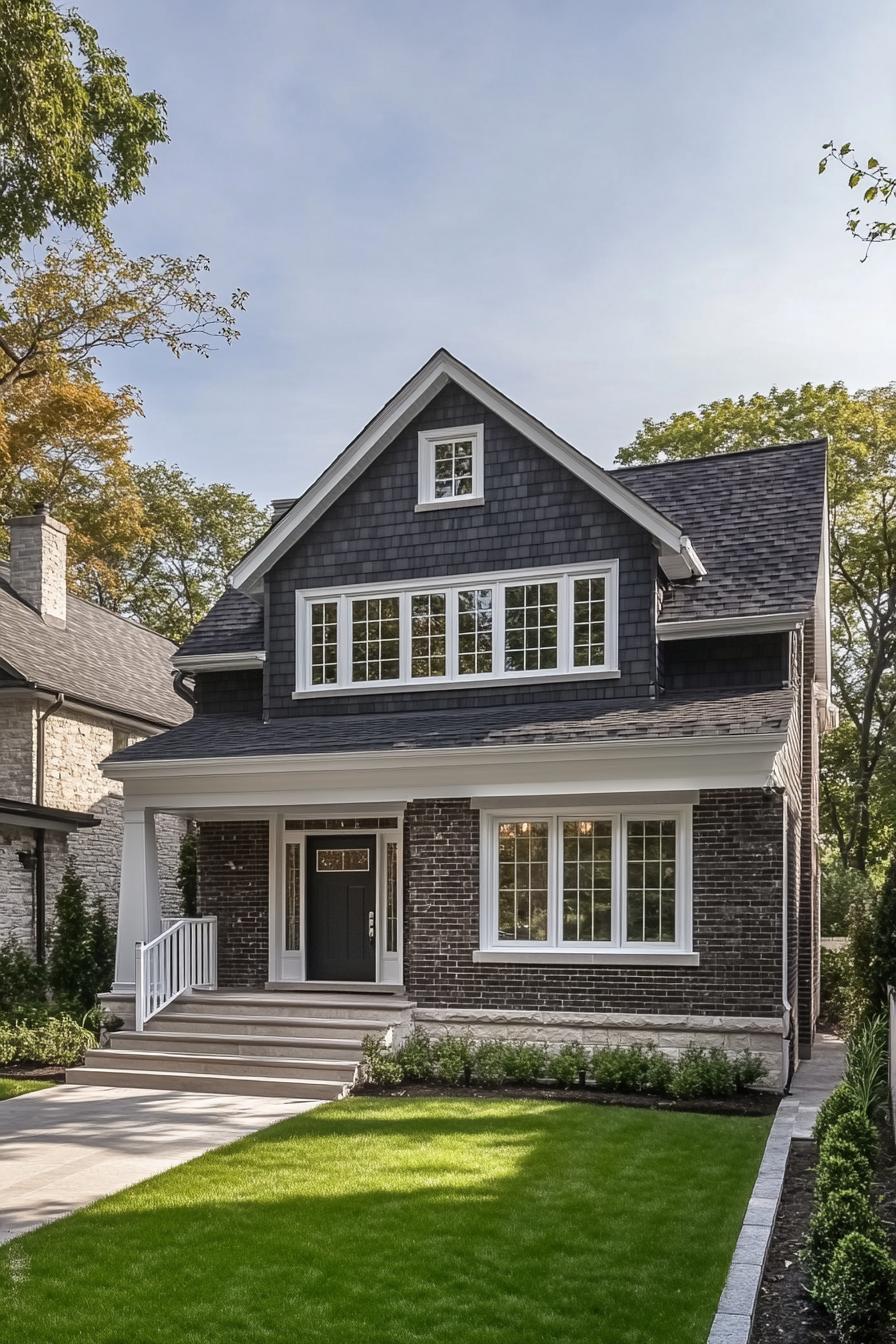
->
[112,807,161,992]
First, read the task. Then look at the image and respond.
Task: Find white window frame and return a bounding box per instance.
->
[416,423,484,510]
[294,560,619,697]
[478,804,693,960]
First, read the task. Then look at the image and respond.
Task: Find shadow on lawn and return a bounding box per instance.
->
[1,1098,769,1344]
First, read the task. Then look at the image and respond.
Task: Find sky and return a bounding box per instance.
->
[84,0,896,507]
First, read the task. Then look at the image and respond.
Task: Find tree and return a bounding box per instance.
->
[107,462,268,644]
[819,142,896,257]
[47,864,111,1013]
[618,382,896,872]
[0,238,246,400]
[0,367,145,599]
[0,0,167,255]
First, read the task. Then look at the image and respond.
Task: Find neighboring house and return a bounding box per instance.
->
[0,505,192,956]
[97,350,835,1096]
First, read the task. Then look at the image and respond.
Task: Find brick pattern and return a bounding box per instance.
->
[9,514,68,626]
[197,821,269,987]
[266,380,658,719]
[402,791,785,1017]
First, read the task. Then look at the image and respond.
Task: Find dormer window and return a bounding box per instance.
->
[416,424,484,511]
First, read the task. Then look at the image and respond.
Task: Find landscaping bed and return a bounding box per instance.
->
[359,1080,780,1117]
[0,1096,771,1344]
[0,1062,65,1082]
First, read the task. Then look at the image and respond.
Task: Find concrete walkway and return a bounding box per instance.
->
[790,1031,846,1139]
[0,1084,320,1244]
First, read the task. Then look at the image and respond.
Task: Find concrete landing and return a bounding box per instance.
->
[0,1083,318,1244]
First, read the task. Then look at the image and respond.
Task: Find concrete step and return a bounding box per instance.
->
[85,1049,357,1083]
[266,981,406,996]
[174,991,411,1022]
[67,1066,346,1101]
[115,1029,364,1061]
[152,1012,385,1040]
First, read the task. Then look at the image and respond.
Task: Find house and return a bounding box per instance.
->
[89,350,834,1099]
[0,505,191,957]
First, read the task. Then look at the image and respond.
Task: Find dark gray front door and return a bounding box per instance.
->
[306,836,376,981]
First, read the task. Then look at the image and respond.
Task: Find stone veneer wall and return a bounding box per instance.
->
[196,820,269,987]
[0,697,184,945]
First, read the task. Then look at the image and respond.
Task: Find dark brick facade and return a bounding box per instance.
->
[197,820,269,987]
[402,791,785,1017]
[265,380,658,718]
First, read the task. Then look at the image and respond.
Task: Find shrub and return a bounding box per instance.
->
[820,947,849,1026]
[821,862,872,938]
[0,936,47,1020]
[822,1109,879,1166]
[844,1012,888,1117]
[668,1045,736,1099]
[47,866,114,1015]
[814,1081,859,1147]
[13,1014,95,1067]
[804,1188,887,1305]
[867,852,896,1018]
[501,1043,547,1085]
[826,1232,896,1343]
[472,1041,507,1087]
[0,1022,15,1065]
[814,1149,873,1204]
[432,1034,475,1086]
[396,1030,434,1082]
[732,1050,768,1091]
[362,1034,401,1086]
[551,1042,588,1088]
[592,1045,653,1093]
[177,829,198,917]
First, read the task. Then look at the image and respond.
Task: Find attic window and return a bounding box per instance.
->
[416,424,484,511]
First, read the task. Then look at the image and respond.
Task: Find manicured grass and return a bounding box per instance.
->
[0,1078,54,1100]
[1,1097,770,1344]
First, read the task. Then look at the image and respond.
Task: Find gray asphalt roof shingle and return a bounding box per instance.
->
[176,587,264,657]
[611,439,827,623]
[107,686,792,764]
[0,566,190,728]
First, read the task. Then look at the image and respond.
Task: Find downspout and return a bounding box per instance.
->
[34,693,64,962]
[781,794,793,1091]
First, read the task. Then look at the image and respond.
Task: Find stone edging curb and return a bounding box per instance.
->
[707,1096,799,1344]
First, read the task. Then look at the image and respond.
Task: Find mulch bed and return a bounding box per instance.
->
[358,1080,779,1116]
[752,1139,896,1343]
[0,1063,65,1082]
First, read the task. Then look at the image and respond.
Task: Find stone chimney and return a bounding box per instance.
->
[8,504,69,628]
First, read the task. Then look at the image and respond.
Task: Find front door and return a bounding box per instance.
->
[306,835,377,981]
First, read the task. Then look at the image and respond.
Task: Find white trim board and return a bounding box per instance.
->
[171,650,266,672]
[657,612,806,641]
[229,349,703,592]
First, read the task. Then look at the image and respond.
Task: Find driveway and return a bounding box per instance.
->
[0,1084,319,1244]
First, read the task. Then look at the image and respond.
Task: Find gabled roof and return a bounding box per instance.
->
[229,349,705,593]
[612,439,827,626]
[107,686,792,766]
[175,587,264,662]
[0,565,191,729]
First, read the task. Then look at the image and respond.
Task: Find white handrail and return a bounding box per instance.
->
[135,917,217,1031]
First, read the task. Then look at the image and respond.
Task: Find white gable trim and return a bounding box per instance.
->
[230,350,702,593]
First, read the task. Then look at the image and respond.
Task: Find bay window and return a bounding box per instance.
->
[296,561,618,694]
[479,807,692,956]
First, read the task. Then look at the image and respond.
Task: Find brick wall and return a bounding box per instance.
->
[197,820,269,987]
[266,379,658,718]
[402,792,785,1017]
[0,696,35,798]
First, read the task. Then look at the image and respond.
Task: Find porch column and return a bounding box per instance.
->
[112,807,161,992]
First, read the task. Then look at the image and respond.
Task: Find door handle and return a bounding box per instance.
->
[368,910,375,944]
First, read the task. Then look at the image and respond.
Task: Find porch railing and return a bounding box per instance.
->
[135,917,217,1031]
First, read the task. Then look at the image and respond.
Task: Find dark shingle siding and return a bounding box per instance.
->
[613,440,827,623]
[108,685,793,763]
[177,588,264,657]
[660,633,789,692]
[265,381,657,718]
[194,670,263,718]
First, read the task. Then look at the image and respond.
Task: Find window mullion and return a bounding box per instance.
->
[495,582,506,675]
[338,595,350,687]
[400,592,410,684]
[447,586,458,681]
[559,574,571,673]
[613,813,623,948]
[549,816,560,947]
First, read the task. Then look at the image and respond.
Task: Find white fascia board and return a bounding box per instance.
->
[229,350,701,592]
[171,651,266,672]
[657,611,807,641]
[104,732,788,811]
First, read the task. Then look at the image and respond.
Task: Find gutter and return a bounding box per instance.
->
[34,692,65,962]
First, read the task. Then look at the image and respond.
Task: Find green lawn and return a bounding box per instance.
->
[0,1097,769,1344]
[0,1077,54,1100]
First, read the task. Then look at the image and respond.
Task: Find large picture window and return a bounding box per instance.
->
[296,562,617,694]
[480,808,691,955]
